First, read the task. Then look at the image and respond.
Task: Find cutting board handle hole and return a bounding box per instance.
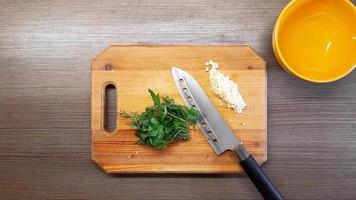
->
[103,83,117,133]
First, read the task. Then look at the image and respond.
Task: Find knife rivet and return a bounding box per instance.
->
[179,79,184,82]
[213,139,218,143]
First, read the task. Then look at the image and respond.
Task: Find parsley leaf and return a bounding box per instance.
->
[121,89,200,149]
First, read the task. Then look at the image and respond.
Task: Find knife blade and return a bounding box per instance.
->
[172,67,283,200]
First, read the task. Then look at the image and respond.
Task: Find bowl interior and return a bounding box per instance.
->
[275,0,356,82]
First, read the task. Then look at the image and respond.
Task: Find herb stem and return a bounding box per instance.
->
[166,112,186,122]
[171,129,183,142]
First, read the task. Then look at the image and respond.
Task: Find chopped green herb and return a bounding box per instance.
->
[121,89,200,149]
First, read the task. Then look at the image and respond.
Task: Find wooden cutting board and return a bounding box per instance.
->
[91,45,266,173]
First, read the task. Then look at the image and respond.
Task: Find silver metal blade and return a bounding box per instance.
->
[171,67,241,155]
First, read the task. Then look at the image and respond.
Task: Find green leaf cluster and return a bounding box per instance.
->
[121,89,200,149]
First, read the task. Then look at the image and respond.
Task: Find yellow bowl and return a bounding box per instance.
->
[273,0,356,83]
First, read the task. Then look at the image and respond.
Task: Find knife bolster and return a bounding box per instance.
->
[233,145,250,161]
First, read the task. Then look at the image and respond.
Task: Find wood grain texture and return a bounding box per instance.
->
[1,0,356,199]
[91,45,266,173]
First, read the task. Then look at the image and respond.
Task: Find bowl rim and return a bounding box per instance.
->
[272,0,356,83]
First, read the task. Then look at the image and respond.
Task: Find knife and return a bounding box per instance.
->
[172,67,283,200]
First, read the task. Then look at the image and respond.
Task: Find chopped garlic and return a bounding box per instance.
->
[205,60,246,113]
[206,60,219,70]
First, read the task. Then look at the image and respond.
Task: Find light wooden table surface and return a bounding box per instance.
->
[1,0,355,199]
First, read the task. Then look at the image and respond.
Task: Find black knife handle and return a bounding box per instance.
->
[233,146,284,200]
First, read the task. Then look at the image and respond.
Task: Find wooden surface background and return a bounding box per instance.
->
[0,0,355,199]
